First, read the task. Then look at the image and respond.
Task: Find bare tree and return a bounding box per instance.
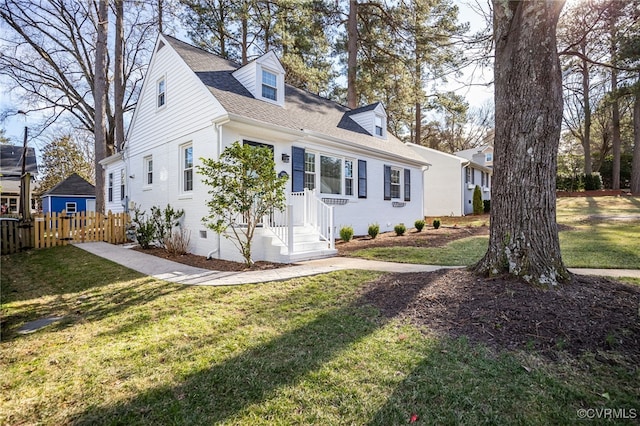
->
[473,0,570,287]
[94,0,108,213]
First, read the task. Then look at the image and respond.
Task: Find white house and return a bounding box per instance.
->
[102,35,428,263]
[406,143,493,216]
[456,145,493,215]
[405,143,466,216]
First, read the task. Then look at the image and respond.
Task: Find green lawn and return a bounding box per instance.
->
[2,246,638,424]
[351,196,640,273]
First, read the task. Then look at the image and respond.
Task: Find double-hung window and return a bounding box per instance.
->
[144,156,153,185]
[304,152,316,190]
[182,144,193,192]
[390,168,401,199]
[120,169,125,200]
[157,78,166,108]
[262,70,277,101]
[108,173,113,202]
[344,160,354,196]
[65,202,77,214]
[375,115,384,136]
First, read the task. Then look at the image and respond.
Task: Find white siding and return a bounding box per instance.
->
[406,143,465,217]
[126,38,224,159]
[125,36,226,257]
[232,61,257,96]
[103,158,126,213]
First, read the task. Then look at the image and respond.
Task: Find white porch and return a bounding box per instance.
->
[262,189,337,263]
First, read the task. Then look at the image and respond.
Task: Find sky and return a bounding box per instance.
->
[0,0,494,156]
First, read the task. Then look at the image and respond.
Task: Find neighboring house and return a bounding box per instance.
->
[456,145,493,215]
[0,145,38,215]
[406,143,466,216]
[41,173,96,214]
[455,145,494,169]
[101,34,428,263]
[407,143,493,216]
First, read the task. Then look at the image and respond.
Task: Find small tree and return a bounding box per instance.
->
[473,185,483,215]
[198,142,288,266]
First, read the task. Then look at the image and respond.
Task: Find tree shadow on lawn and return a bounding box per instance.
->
[68,272,431,425]
[1,245,144,303]
[1,277,187,341]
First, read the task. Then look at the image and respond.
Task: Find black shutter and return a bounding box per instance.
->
[358,160,367,198]
[384,165,391,200]
[404,168,411,201]
[292,146,305,192]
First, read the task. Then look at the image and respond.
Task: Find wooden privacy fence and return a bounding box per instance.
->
[1,211,130,255]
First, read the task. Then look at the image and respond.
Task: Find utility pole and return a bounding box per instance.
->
[17,110,30,220]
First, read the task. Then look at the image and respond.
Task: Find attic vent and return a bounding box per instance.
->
[157,40,165,51]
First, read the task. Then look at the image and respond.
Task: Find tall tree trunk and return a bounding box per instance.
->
[611,67,621,189]
[610,9,621,190]
[114,0,124,152]
[158,0,163,33]
[473,0,570,287]
[581,49,592,175]
[632,89,640,195]
[347,0,357,109]
[241,1,248,64]
[94,0,108,214]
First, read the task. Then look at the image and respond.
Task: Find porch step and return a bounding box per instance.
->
[264,225,336,263]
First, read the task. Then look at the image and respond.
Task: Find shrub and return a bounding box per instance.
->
[151,204,185,249]
[165,228,191,255]
[473,185,483,215]
[414,219,425,232]
[483,200,491,213]
[339,226,354,242]
[432,218,441,229]
[583,173,602,191]
[368,223,380,239]
[394,223,406,236]
[131,206,156,249]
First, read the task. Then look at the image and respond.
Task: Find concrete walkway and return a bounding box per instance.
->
[75,242,640,286]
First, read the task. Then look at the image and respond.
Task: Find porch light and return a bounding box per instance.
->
[281,153,290,163]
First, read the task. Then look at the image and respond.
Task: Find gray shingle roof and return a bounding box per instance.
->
[42,173,95,197]
[0,145,38,176]
[163,36,423,163]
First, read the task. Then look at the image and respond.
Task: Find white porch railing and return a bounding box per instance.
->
[264,189,335,254]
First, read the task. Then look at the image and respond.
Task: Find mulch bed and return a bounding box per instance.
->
[360,269,640,360]
[131,246,286,272]
[337,226,490,255]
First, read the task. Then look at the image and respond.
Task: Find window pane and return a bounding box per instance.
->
[262,85,276,100]
[184,147,193,168]
[305,153,315,172]
[184,169,193,191]
[320,155,341,194]
[262,70,277,86]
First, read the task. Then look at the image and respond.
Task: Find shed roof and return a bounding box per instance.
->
[42,173,95,197]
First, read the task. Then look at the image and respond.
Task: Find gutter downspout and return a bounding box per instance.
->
[461,160,470,216]
[207,118,230,260]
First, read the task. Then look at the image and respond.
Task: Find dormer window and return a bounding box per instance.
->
[262,70,278,101]
[347,102,388,139]
[375,116,384,136]
[233,51,285,107]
